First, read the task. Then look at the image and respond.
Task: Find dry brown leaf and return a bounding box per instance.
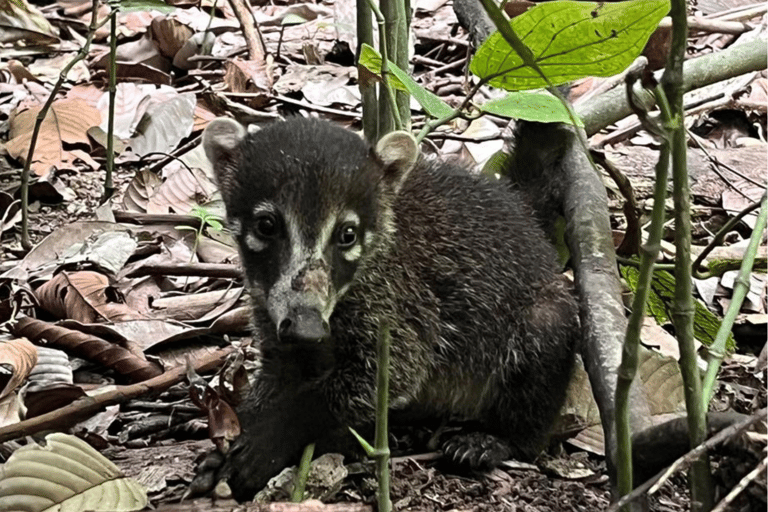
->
[10,315,163,382]
[0,337,38,399]
[0,0,59,45]
[223,57,272,108]
[36,271,138,323]
[150,15,193,59]
[5,99,101,176]
[122,169,162,213]
[147,166,218,214]
[24,382,88,418]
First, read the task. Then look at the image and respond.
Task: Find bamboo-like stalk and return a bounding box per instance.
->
[357,0,378,141]
[701,193,767,401]
[103,4,118,203]
[663,1,713,510]
[373,323,392,512]
[614,83,673,508]
[291,442,315,502]
[368,0,402,134]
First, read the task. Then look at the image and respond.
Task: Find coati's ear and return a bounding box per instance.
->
[203,117,246,187]
[375,130,418,193]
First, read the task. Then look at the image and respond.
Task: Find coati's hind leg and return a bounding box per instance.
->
[443,278,578,470]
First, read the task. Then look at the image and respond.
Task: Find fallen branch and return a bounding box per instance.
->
[607,408,766,512]
[0,346,235,443]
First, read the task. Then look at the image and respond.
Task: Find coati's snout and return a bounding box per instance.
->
[271,258,332,344]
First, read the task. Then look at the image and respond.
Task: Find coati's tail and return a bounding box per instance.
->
[505,120,578,234]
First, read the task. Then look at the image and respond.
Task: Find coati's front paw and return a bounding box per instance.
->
[188,436,279,501]
[188,450,225,497]
[442,433,511,470]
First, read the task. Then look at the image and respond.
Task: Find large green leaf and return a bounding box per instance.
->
[470,0,670,91]
[479,91,582,125]
[358,44,453,119]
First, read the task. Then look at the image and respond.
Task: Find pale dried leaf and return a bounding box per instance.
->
[147,166,217,214]
[122,170,163,213]
[129,92,196,156]
[0,392,21,428]
[0,433,147,512]
[28,346,73,386]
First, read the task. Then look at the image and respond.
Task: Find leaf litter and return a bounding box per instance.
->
[0,0,765,510]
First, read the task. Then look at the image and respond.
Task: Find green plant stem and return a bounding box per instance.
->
[103,4,118,203]
[374,323,392,512]
[19,0,110,250]
[414,80,485,143]
[357,0,378,142]
[663,2,713,510]
[692,197,763,278]
[291,442,315,502]
[367,0,402,134]
[614,83,673,507]
[381,0,410,128]
[702,193,767,402]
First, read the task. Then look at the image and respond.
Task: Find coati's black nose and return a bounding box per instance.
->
[278,307,330,343]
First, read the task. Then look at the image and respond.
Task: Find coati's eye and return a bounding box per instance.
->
[254,214,278,239]
[337,224,358,248]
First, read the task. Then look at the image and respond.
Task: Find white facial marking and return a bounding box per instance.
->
[252,201,277,217]
[244,232,267,252]
[342,245,362,261]
[313,213,338,259]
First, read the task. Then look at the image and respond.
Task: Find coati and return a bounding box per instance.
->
[197,116,579,500]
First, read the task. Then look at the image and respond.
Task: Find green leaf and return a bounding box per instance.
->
[348,427,376,457]
[479,91,582,125]
[470,0,670,91]
[120,0,175,14]
[358,44,454,119]
[480,149,510,178]
[282,14,308,26]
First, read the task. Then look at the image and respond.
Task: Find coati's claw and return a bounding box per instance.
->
[443,433,511,470]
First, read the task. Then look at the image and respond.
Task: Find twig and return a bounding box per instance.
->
[607,409,766,512]
[658,16,753,35]
[592,151,641,257]
[0,346,235,443]
[648,409,766,494]
[225,0,266,62]
[267,93,361,119]
[688,131,767,191]
[124,262,241,279]
[691,196,763,276]
[705,3,767,23]
[710,455,768,512]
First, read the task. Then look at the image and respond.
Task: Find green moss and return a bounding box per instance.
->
[620,264,736,352]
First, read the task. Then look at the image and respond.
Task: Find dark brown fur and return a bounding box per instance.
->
[197,118,579,500]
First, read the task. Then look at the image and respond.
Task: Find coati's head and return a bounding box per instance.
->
[203,117,418,344]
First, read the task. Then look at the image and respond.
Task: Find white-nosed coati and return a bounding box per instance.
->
[195,116,580,500]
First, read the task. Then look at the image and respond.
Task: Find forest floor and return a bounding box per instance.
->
[0,0,766,511]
